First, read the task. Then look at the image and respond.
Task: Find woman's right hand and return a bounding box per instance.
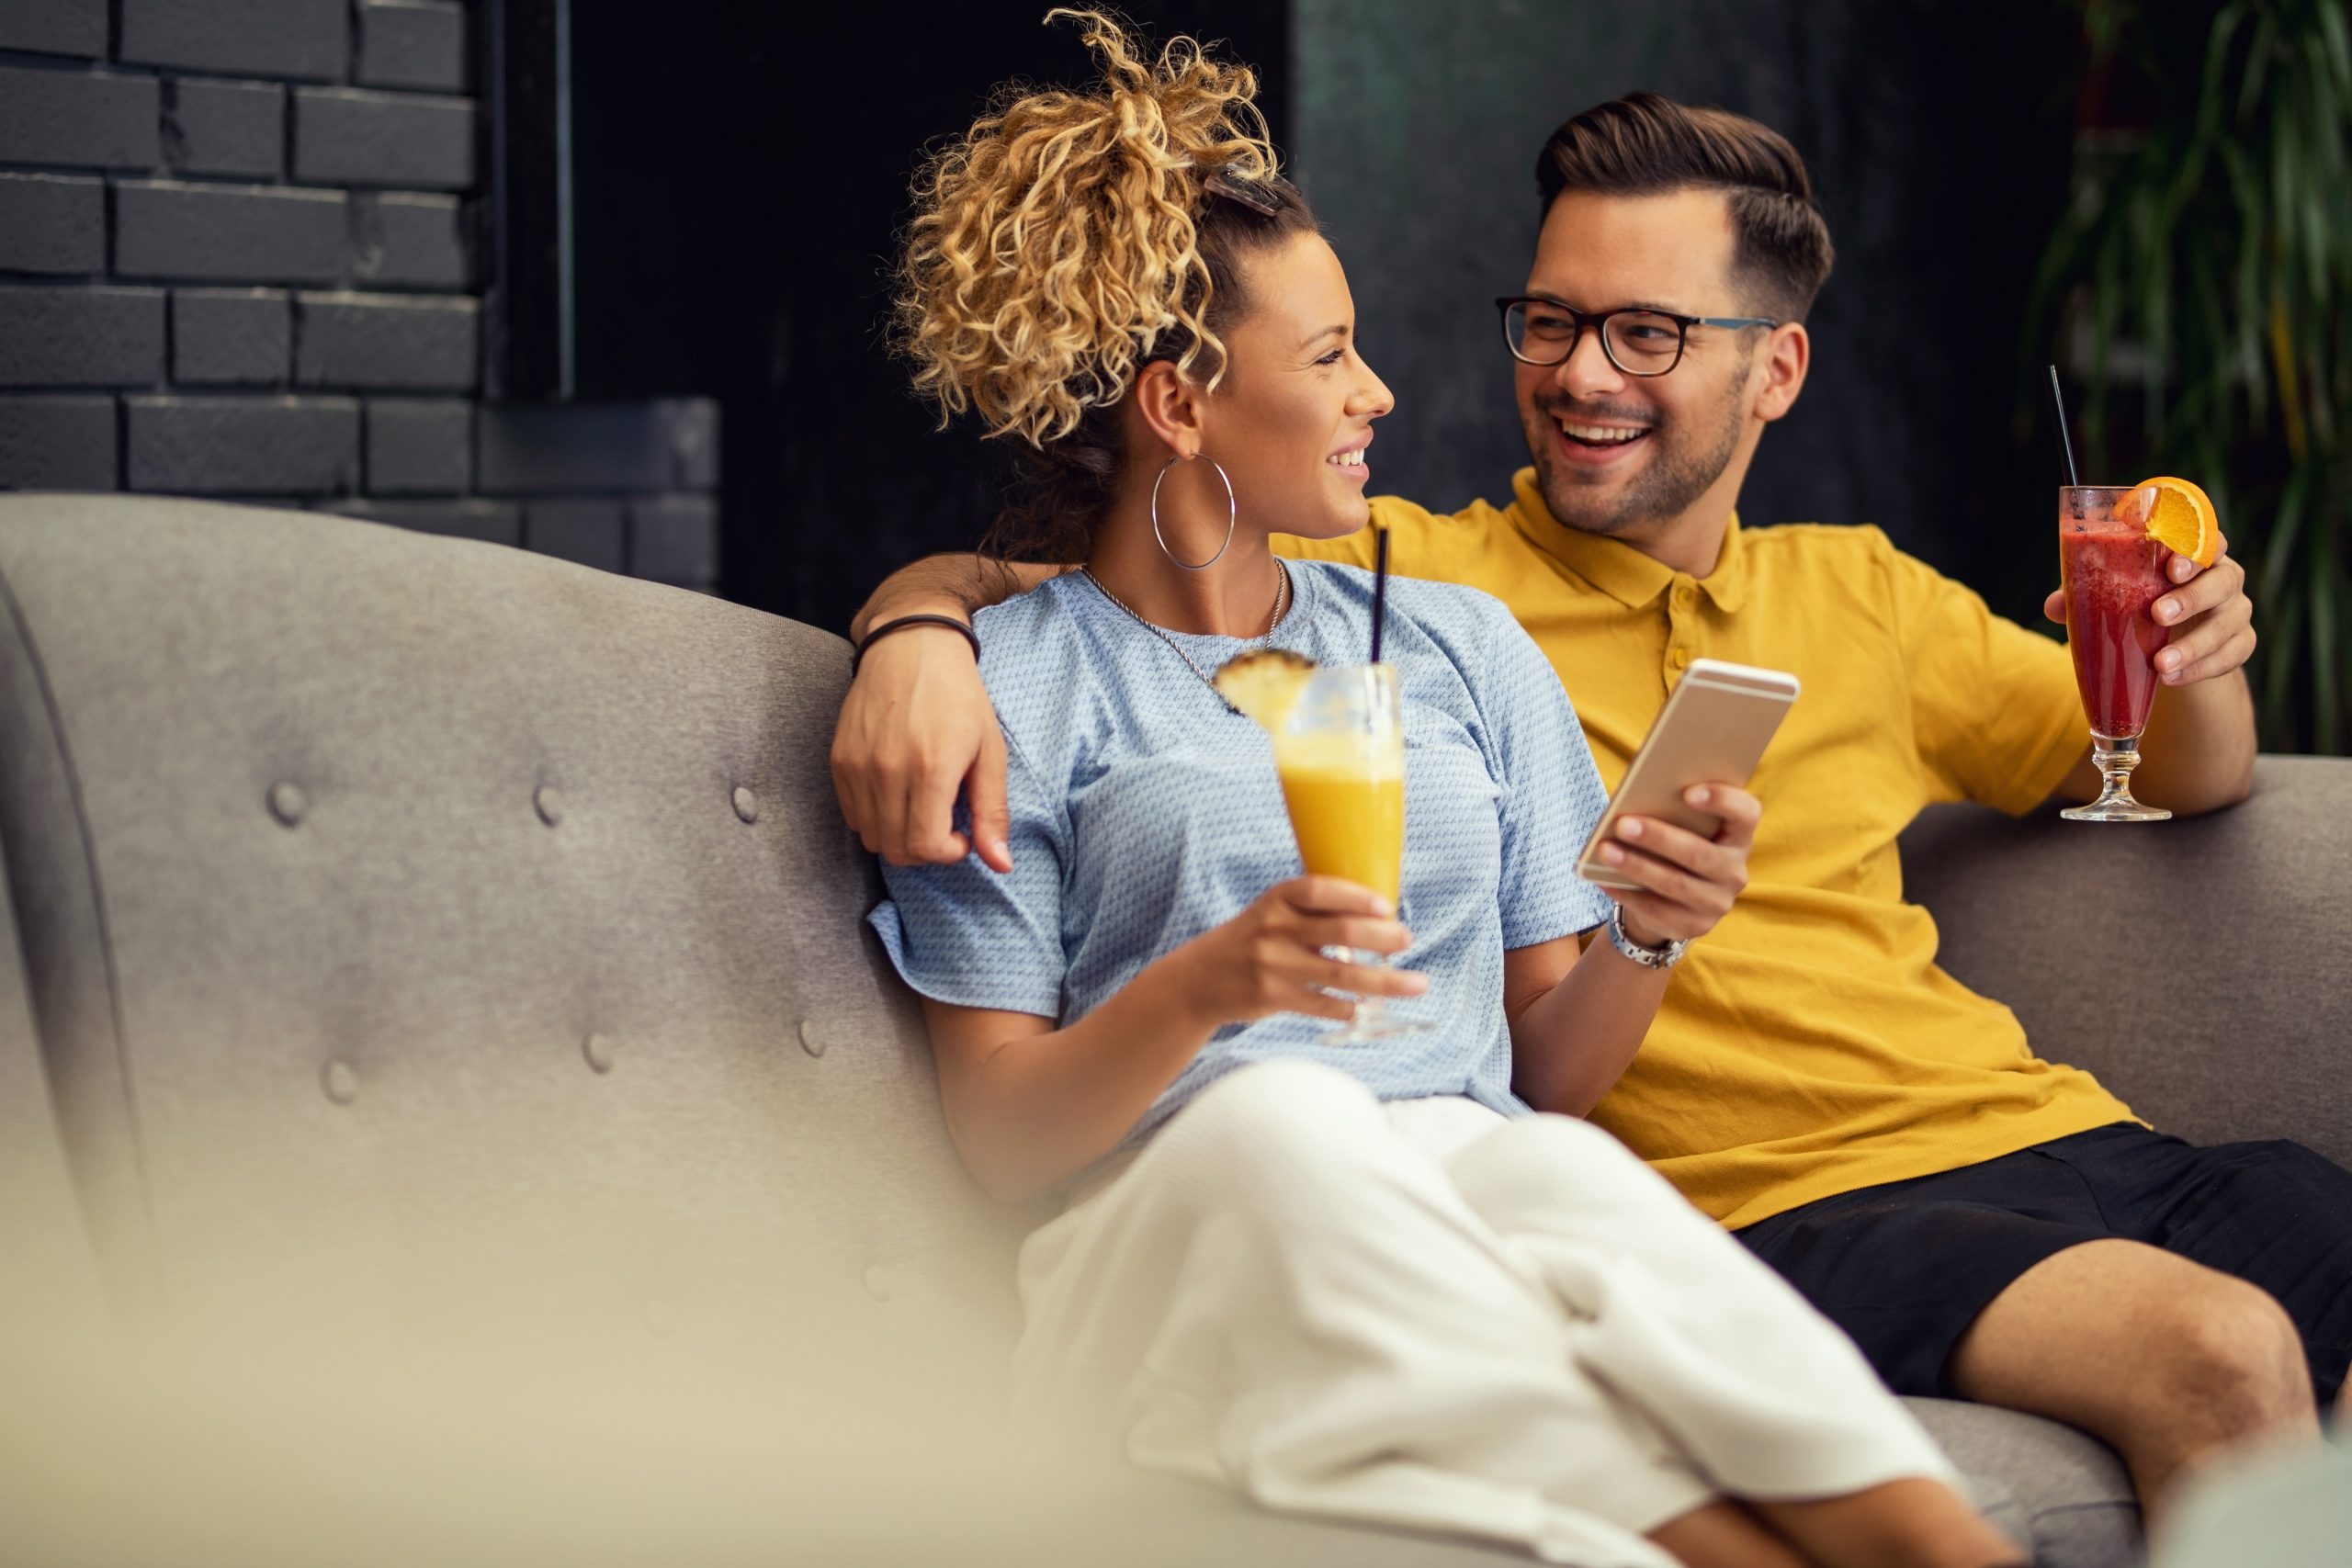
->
[1164,876,1429,1027]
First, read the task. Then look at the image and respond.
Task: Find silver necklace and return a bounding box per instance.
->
[1080,560,1293,715]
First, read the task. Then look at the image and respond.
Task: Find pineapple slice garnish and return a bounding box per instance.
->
[1212,649,1317,731]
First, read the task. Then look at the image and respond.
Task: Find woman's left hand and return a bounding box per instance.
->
[1594,784,1759,949]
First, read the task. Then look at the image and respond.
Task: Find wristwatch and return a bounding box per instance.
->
[1606,905,1690,971]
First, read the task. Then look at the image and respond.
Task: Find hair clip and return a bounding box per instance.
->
[1206,167,1284,217]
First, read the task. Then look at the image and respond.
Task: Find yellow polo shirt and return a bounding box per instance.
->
[1277,468,2136,1229]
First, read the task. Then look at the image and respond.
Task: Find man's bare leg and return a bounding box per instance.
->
[1752,1478,2022,1568]
[1648,1498,1808,1568]
[1950,1238,2319,1520]
[1654,1483,2021,1568]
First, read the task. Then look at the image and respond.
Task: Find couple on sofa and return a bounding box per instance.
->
[833,14,2348,1567]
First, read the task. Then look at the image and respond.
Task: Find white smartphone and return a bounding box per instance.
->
[1576,658,1800,892]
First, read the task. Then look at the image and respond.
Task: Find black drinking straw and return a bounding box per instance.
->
[1369,525,1391,664]
[2047,364,2082,488]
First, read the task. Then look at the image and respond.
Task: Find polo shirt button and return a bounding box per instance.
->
[731,785,759,823]
[534,785,565,827]
[267,782,307,827]
[321,1059,358,1104]
[798,1021,827,1058]
[1673,583,1696,607]
[582,1032,616,1074]
[1670,648,1690,670]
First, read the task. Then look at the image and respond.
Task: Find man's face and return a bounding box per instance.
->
[1513,188,1768,540]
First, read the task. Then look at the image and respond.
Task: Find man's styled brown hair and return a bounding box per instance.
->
[1535,91,1835,322]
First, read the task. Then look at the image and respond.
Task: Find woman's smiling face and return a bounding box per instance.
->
[1176,232,1396,546]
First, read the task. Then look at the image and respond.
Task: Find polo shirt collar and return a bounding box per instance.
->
[1504,467,1748,614]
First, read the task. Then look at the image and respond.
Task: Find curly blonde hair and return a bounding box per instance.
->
[894,8,1317,558]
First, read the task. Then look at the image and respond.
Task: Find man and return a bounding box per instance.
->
[830,92,2349,1515]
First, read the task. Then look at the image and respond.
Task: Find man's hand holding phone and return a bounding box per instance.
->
[1576,658,1792,952]
[1595,784,1761,947]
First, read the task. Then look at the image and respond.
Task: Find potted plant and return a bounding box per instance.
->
[2032,0,2350,751]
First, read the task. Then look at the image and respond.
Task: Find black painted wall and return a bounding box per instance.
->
[1291,0,2080,625]
[711,0,2075,634]
[684,3,1292,635]
[3,2,2081,634]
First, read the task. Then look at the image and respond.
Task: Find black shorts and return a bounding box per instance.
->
[1735,1123,2352,1404]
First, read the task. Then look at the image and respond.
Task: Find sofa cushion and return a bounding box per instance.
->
[1908,1396,2138,1568]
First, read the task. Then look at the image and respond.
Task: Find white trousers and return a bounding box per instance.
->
[1013,1060,1959,1568]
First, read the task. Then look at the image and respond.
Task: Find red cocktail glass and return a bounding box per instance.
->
[2058,484,2172,823]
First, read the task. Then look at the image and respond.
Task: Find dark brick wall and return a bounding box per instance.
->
[0,0,719,594]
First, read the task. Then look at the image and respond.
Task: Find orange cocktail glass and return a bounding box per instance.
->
[1274,663,1423,1041]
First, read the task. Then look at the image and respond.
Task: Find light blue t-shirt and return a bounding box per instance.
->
[869,559,1612,1156]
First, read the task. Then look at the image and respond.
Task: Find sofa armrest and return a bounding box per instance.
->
[1899,756,2352,1168]
[0,832,109,1330]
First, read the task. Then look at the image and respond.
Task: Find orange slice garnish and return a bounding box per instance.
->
[2122,477,2220,567]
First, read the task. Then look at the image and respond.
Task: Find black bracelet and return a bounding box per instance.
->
[851,613,980,676]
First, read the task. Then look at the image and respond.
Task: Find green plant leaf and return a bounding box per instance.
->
[2200,2,2251,126]
[2035,0,2352,750]
[2263,569,2307,735]
[2258,462,2313,605]
[2219,141,2270,417]
[2312,557,2340,753]
[2319,0,2352,92]
[2240,10,2279,118]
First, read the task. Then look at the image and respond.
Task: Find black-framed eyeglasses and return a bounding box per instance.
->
[1495,297,1779,377]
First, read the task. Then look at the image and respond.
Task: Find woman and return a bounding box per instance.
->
[867,13,2020,1568]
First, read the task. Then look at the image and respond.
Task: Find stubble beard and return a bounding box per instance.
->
[1525,369,1747,539]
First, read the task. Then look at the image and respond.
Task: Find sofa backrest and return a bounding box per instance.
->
[0,496,1019,1357]
[7,495,2342,1360]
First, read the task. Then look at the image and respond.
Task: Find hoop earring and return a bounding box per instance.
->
[1150,454,1237,571]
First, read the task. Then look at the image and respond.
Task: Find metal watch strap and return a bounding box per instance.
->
[1606,904,1689,970]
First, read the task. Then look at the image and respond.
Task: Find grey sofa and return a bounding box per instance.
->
[2,495,2345,1567]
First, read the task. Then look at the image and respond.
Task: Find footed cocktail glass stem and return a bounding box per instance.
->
[2060,733,2173,823]
[2096,737,2140,801]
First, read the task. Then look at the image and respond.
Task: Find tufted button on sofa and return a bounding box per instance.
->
[2,496,2346,1566]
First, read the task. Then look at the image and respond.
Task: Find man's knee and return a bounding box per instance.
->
[1956,1242,2314,1439]
[2137,1273,2314,1429]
